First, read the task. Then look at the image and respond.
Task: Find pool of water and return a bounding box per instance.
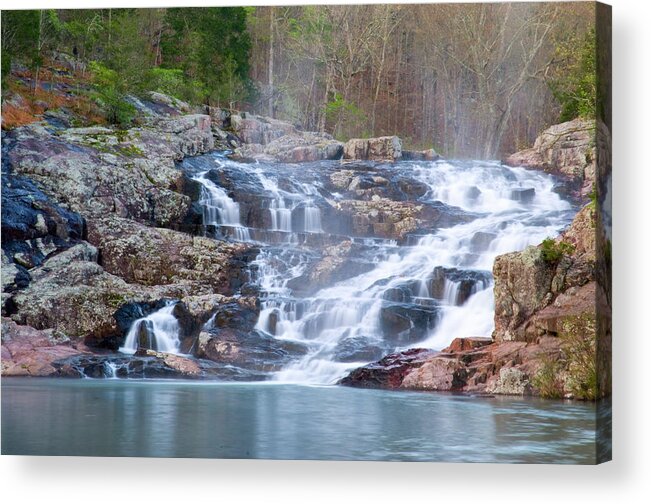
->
[1,378,598,463]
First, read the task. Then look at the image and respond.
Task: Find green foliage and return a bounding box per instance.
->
[540,238,575,263]
[326,93,366,141]
[533,314,597,400]
[89,61,135,126]
[161,7,252,105]
[549,28,596,122]
[560,314,598,400]
[1,10,39,90]
[146,67,205,103]
[532,355,564,399]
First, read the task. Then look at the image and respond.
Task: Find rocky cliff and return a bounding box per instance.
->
[504,118,596,200]
[1,93,260,376]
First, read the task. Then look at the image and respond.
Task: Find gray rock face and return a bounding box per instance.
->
[343,136,403,161]
[492,204,596,343]
[2,97,257,355]
[7,114,214,228]
[504,118,595,199]
[230,113,344,163]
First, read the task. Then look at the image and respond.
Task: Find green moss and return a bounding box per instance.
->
[106,292,126,308]
[117,143,144,158]
[540,238,575,263]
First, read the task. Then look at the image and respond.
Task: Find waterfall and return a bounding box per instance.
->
[182,153,574,385]
[119,302,181,355]
[193,171,251,241]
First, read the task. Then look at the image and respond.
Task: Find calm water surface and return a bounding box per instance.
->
[1,378,598,463]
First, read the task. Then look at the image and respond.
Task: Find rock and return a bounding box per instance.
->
[504,118,595,200]
[1,317,85,376]
[233,132,343,163]
[7,242,191,348]
[402,148,440,161]
[86,216,256,295]
[343,136,402,161]
[341,337,558,396]
[286,241,374,295]
[379,302,439,344]
[492,204,595,342]
[6,114,215,228]
[486,367,531,395]
[444,337,492,352]
[469,231,496,252]
[1,165,84,278]
[428,266,491,305]
[332,336,386,363]
[332,198,472,241]
[199,328,308,372]
[147,91,191,114]
[510,187,536,203]
[339,348,436,389]
[134,349,201,376]
[53,353,266,380]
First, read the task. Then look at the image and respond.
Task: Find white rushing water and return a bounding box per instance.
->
[188,156,574,385]
[193,170,251,242]
[119,302,182,355]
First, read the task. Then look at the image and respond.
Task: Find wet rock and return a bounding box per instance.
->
[53,353,266,380]
[332,336,386,363]
[510,187,536,203]
[379,302,439,344]
[339,348,436,389]
[286,240,374,295]
[343,136,402,161]
[428,266,491,305]
[199,328,308,372]
[469,231,496,252]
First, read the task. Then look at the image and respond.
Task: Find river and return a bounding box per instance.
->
[1,378,598,462]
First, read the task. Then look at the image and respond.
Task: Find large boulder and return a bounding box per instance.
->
[1,317,85,376]
[6,113,214,228]
[492,204,596,342]
[343,136,402,161]
[285,240,375,295]
[86,216,257,295]
[504,118,595,199]
[233,131,343,163]
[6,242,189,348]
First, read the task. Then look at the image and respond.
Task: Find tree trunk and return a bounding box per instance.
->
[268,7,275,118]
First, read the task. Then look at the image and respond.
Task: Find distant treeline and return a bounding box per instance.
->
[1,4,596,157]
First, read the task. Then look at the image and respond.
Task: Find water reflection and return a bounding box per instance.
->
[2,379,597,463]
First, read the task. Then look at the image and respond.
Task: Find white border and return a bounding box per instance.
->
[2,0,650,502]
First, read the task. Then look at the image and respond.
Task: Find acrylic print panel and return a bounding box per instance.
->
[0,1,611,464]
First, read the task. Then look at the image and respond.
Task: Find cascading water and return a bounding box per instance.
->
[119,302,181,355]
[181,153,575,385]
[193,171,251,242]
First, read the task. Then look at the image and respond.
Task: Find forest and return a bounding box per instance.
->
[2,3,596,158]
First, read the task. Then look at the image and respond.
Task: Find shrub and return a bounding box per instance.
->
[540,238,575,263]
[89,61,135,127]
[560,314,598,400]
[532,355,565,399]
